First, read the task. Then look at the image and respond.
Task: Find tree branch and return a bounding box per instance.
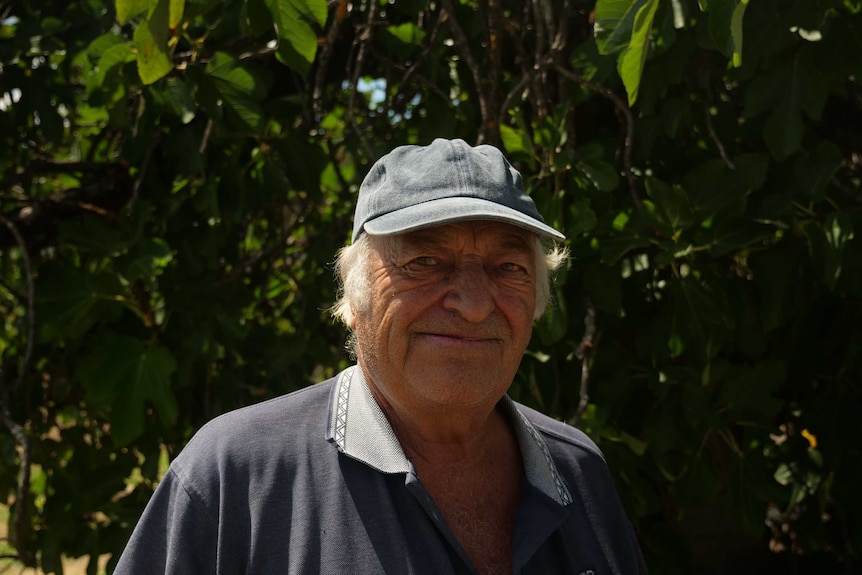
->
[0,216,36,568]
[705,104,735,169]
[314,0,348,117]
[553,63,642,212]
[440,0,491,143]
[569,297,596,427]
[346,0,377,159]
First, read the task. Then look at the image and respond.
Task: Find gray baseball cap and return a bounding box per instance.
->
[351,138,566,242]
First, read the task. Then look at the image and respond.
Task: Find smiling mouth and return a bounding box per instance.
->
[417,333,499,344]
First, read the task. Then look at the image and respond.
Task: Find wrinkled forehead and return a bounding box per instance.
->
[372,220,536,258]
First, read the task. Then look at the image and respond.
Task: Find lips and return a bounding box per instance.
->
[415,332,500,345]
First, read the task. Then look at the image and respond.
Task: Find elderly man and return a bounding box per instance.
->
[115,139,647,574]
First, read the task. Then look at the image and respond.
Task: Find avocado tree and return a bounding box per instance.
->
[1,0,860,572]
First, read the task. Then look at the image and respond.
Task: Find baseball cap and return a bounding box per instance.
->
[351,138,566,242]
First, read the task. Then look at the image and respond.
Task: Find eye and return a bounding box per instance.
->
[499,262,526,273]
[398,255,441,274]
[413,256,439,266]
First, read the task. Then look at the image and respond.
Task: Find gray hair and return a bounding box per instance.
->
[331,233,567,330]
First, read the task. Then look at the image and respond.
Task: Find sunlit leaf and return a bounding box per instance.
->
[594,0,651,55]
[616,0,659,105]
[386,22,426,45]
[266,0,327,74]
[133,0,173,85]
[116,0,151,24]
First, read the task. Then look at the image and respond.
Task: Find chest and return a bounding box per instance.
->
[417,458,523,574]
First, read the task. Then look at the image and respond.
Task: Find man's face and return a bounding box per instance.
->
[352,221,538,417]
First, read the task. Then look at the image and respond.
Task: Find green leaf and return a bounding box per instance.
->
[500,124,532,156]
[670,276,731,352]
[266,0,327,74]
[708,221,768,256]
[247,0,273,36]
[719,360,785,423]
[729,0,747,66]
[792,141,842,200]
[683,154,767,218]
[707,0,746,65]
[206,52,268,132]
[116,0,151,24]
[673,453,720,507]
[78,335,178,446]
[36,265,125,341]
[616,0,660,105]
[645,176,693,229]
[765,102,804,161]
[121,238,174,284]
[568,200,599,235]
[759,52,831,159]
[386,22,426,45]
[804,213,855,290]
[584,263,623,315]
[594,0,651,55]
[535,285,568,345]
[98,42,135,77]
[169,0,185,28]
[601,233,652,264]
[576,157,620,192]
[133,0,173,85]
[159,76,196,123]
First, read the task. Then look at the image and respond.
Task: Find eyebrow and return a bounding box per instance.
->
[398,226,535,255]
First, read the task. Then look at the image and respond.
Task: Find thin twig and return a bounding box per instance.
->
[529,0,550,123]
[499,75,531,126]
[553,63,642,212]
[127,131,161,213]
[313,0,348,117]
[440,0,491,143]
[346,0,377,159]
[484,0,502,145]
[705,104,735,169]
[569,297,596,427]
[0,217,35,394]
[199,118,213,156]
[392,10,445,108]
[0,216,35,567]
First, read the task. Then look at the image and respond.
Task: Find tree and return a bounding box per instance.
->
[1,0,861,572]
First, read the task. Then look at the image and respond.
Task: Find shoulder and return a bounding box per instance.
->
[192,376,335,440]
[514,402,606,462]
[170,376,338,486]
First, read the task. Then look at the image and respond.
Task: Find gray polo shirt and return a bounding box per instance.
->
[115,366,647,574]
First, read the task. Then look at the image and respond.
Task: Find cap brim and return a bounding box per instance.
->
[361,197,566,241]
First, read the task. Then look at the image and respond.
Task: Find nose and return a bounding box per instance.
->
[441,263,495,323]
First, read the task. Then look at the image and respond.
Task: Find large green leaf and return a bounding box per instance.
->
[594,0,651,55]
[266,0,327,74]
[386,22,427,45]
[706,0,747,66]
[645,176,694,229]
[205,52,268,132]
[792,140,842,200]
[616,0,659,105]
[804,213,855,291]
[116,0,151,24]
[718,360,785,423]
[36,264,126,341]
[78,335,178,447]
[682,154,768,218]
[169,0,185,28]
[133,0,173,85]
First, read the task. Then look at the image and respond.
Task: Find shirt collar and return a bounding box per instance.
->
[326,365,573,506]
